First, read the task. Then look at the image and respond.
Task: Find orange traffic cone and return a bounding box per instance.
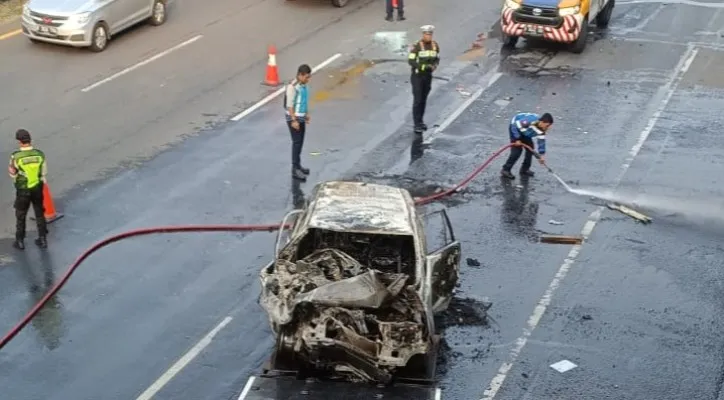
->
[263,45,280,86]
[31,182,64,224]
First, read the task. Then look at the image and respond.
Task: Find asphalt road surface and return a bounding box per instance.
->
[1,0,724,399]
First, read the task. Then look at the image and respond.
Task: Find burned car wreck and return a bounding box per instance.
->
[259,181,461,384]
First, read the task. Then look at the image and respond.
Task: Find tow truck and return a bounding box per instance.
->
[238,181,461,399]
[500,0,615,53]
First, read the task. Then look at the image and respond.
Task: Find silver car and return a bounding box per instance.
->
[20,0,168,52]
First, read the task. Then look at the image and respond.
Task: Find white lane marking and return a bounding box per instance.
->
[480,44,698,400]
[81,35,203,92]
[229,53,342,121]
[237,376,256,399]
[135,316,233,400]
[423,71,502,145]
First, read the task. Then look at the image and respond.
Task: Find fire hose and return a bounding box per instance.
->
[0,142,543,350]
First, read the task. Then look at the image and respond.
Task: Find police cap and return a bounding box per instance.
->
[15,129,31,143]
[420,25,435,34]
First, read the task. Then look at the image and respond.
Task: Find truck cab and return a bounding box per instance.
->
[500,0,615,53]
[253,181,460,395]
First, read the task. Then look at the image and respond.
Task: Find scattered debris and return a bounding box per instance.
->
[548,219,564,225]
[456,85,472,96]
[607,203,652,224]
[540,234,583,245]
[466,258,481,267]
[550,359,578,373]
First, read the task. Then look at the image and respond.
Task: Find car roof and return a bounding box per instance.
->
[306,181,416,235]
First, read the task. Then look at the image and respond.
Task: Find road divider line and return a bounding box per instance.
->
[237,376,256,399]
[81,34,203,93]
[0,28,22,41]
[480,44,699,400]
[229,53,342,122]
[136,315,233,400]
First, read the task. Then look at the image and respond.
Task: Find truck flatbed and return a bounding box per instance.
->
[237,375,442,400]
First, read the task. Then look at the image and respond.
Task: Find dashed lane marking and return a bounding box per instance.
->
[81,35,203,93]
[135,316,233,400]
[480,44,699,400]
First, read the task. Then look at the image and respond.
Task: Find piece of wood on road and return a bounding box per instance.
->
[607,203,652,224]
[539,234,583,245]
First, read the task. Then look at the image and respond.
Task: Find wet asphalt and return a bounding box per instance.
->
[2,1,724,400]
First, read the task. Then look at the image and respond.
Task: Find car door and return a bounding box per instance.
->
[423,209,461,315]
[106,0,144,33]
[274,209,303,260]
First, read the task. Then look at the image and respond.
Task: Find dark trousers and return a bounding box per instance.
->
[502,135,534,172]
[287,120,306,169]
[15,184,47,241]
[386,0,404,16]
[411,73,432,126]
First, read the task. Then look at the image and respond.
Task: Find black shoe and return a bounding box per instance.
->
[520,170,535,177]
[501,169,515,179]
[414,125,424,134]
[292,168,307,181]
[299,166,310,175]
[385,15,393,21]
[35,237,47,248]
[421,123,428,131]
[13,239,25,250]
[397,14,405,21]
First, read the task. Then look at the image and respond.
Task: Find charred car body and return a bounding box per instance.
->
[243,181,460,398]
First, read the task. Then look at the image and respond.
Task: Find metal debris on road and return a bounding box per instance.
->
[550,359,578,373]
[607,203,652,224]
[539,234,583,245]
[548,219,564,225]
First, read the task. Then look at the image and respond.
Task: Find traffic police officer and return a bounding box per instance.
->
[8,129,48,249]
[501,112,554,179]
[408,25,440,134]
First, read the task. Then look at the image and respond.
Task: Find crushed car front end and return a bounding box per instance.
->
[258,181,437,384]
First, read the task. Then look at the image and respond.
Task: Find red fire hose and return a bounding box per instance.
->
[0,142,538,350]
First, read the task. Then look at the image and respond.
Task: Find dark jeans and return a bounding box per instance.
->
[502,134,534,172]
[15,184,47,241]
[287,120,306,168]
[386,0,404,15]
[411,73,432,126]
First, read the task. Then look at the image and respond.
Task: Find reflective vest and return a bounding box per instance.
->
[11,148,45,189]
[408,40,440,73]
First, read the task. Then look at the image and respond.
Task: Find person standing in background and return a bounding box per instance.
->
[285,64,312,182]
[408,25,440,134]
[385,0,405,21]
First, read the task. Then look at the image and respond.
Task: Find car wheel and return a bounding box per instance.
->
[149,0,167,26]
[570,17,588,54]
[595,0,615,28]
[89,23,109,52]
[331,0,349,7]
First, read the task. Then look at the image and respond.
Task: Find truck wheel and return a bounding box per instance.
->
[502,34,518,48]
[595,0,615,28]
[331,0,349,7]
[569,18,588,54]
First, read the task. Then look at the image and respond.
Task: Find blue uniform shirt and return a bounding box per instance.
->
[509,112,547,155]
